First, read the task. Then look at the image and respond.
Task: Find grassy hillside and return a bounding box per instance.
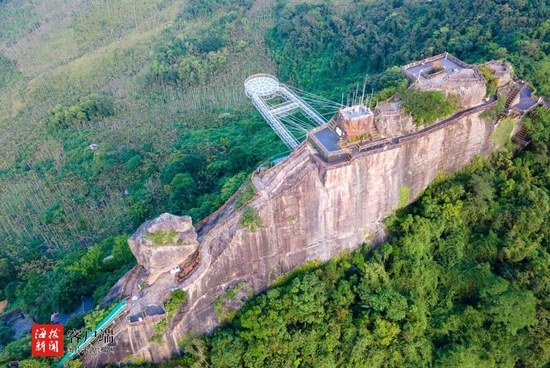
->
[0,0,282,254]
[0,0,288,352]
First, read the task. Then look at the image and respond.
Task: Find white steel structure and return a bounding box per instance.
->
[245,74,332,149]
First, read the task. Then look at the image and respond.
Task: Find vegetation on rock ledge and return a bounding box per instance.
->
[400,89,458,126]
[145,230,179,247]
[240,207,262,233]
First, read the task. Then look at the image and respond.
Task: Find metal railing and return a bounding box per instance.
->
[57,301,127,366]
[247,81,328,150]
[251,95,300,149]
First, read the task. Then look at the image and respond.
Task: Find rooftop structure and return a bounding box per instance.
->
[505,81,543,115]
[515,86,539,111]
[486,62,509,76]
[483,61,513,87]
[376,100,402,113]
[340,104,371,119]
[309,104,385,163]
[333,105,375,142]
[309,54,496,163]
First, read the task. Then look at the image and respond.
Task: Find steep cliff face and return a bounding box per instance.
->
[376,110,417,138]
[441,79,487,108]
[93,109,512,366]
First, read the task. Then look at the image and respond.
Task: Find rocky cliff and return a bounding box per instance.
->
[167,106,501,339]
[128,213,199,283]
[90,105,513,366]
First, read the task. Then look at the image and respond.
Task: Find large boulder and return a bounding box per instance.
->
[128,213,199,283]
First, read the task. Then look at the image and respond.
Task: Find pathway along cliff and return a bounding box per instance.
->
[85,93,520,366]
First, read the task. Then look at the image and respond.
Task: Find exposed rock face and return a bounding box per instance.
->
[93,107,517,367]
[375,108,418,138]
[128,213,199,283]
[487,61,513,87]
[84,316,171,367]
[167,110,501,341]
[419,77,486,109]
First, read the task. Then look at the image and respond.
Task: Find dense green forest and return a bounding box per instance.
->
[0,0,549,365]
[267,0,550,99]
[0,0,284,362]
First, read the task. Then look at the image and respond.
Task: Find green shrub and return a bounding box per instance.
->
[0,325,15,346]
[83,305,110,330]
[235,182,255,209]
[346,132,370,144]
[491,117,515,148]
[479,66,499,95]
[0,336,31,364]
[151,318,167,345]
[400,89,458,126]
[481,95,505,121]
[165,290,188,317]
[398,186,411,209]
[150,290,188,345]
[214,282,250,322]
[524,106,550,146]
[270,259,323,288]
[0,54,22,88]
[240,207,261,232]
[46,94,115,131]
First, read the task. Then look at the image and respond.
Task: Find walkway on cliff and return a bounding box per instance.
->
[322,97,499,166]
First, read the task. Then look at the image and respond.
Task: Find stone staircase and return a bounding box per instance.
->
[329,118,384,161]
[515,126,528,140]
[337,141,353,162]
[505,83,523,108]
[370,125,381,141]
[512,125,531,146]
[353,126,382,152]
